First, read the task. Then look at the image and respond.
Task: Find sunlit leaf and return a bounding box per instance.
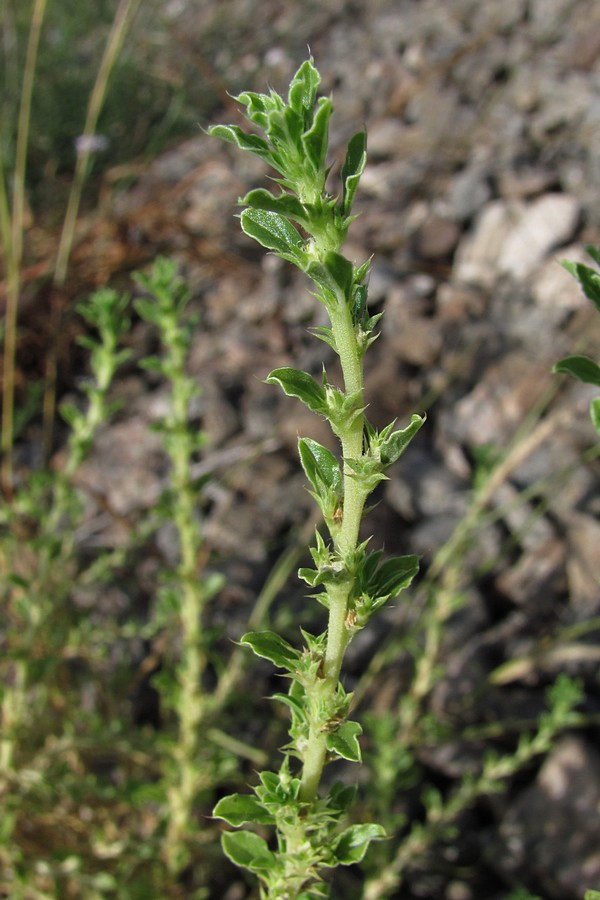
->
[241,631,300,670]
[221,830,276,873]
[240,209,307,267]
[333,822,386,865]
[325,719,362,762]
[213,793,274,826]
[266,367,329,415]
[341,130,367,215]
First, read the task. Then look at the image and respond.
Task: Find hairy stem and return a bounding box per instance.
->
[299,299,366,804]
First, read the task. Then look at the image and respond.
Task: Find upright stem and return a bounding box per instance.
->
[1,0,48,495]
[43,0,141,462]
[299,299,366,803]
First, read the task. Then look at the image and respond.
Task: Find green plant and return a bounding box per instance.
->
[133,257,226,873]
[553,244,600,434]
[362,675,583,898]
[0,0,142,492]
[209,58,425,898]
[0,285,131,891]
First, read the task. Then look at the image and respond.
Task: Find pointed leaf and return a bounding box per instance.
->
[325,719,362,762]
[242,188,309,228]
[341,131,367,215]
[241,631,300,670]
[213,793,274,826]
[266,367,328,415]
[309,325,338,352]
[379,413,425,467]
[303,97,332,172]
[306,252,353,304]
[585,244,600,267]
[208,125,272,162]
[240,209,307,268]
[268,107,304,155]
[221,830,276,873]
[271,691,306,720]
[298,438,342,495]
[375,555,420,597]
[234,90,270,127]
[288,59,320,119]
[553,354,600,387]
[561,256,600,313]
[333,822,386,865]
[328,781,357,813]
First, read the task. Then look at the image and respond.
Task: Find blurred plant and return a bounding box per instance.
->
[132,257,227,874]
[0,0,142,493]
[209,58,425,898]
[553,244,600,435]
[362,675,583,898]
[0,285,131,891]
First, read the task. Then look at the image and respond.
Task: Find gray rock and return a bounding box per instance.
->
[497,194,580,279]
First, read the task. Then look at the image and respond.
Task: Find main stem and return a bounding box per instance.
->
[299,299,366,803]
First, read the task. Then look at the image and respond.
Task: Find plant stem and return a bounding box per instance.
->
[0,0,48,495]
[42,0,141,462]
[299,299,366,804]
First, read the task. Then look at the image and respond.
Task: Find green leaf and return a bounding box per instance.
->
[376,554,419,594]
[328,781,357,813]
[240,209,307,268]
[562,252,600,313]
[585,244,600,268]
[207,124,273,162]
[309,325,338,352]
[341,130,367,215]
[302,97,332,173]
[378,413,426,467]
[553,354,600,387]
[242,188,309,228]
[298,438,342,495]
[266,367,329,415]
[288,58,320,120]
[325,719,362,762]
[237,88,285,127]
[306,252,354,305]
[221,830,276,874]
[213,793,274,826]
[241,631,300,670]
[333,822,387,865]
[271,691,306,721]
[268,107,304,157]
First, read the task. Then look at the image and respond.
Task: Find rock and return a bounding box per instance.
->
[453,201,515,286]
[448,161,492,222]
[382,285,443,366]
[442,351,555,447]
[497,194,580,279]
[454,195,580,286]
[414,214,461,260]
[530,244,590,316]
